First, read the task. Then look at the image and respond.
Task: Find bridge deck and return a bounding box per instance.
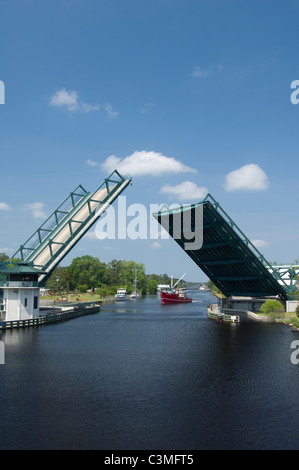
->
[153,194,289,299]
[11,170,132,284]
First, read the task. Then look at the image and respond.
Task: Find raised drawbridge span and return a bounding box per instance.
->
[153,193,296,300]
[7,169,131,286]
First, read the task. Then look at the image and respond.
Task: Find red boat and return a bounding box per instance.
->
[161,288,192,304]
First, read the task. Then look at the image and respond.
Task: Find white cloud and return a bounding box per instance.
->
[141,102,156,114]
[103,103,119,119]
[50,89,118,117]
[86,159,99,167]
[50,88,100,112]
[192,64,223,78]
[224,164,269,191]
[0,202,11,211]
[0,247,13,253]
[50,89,80,111]
[25,202,47,219]
[251,239,271,248]
[192,66,212,78]
[160,181,208,201]
[80,102,101,113]
[101,150,197,177]
[151,242,162,249]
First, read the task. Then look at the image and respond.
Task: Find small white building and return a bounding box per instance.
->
[0,262,44,322]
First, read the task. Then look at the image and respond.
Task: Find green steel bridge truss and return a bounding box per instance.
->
[153,193,294,300]
[2,177,296,300]
[10,170,132,285]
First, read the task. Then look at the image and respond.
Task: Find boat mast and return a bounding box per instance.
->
[172,273,186,289]
[134,269,137,292]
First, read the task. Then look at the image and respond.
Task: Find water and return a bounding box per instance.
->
[0,291,299,450]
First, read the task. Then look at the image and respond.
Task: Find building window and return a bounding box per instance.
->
[24,298,28,307]
[34,296,38,309]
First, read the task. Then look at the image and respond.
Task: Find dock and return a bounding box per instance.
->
[207,304,240,323]
[0,302,100,330]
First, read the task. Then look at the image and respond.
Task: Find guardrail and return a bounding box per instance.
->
[0,305,100,330]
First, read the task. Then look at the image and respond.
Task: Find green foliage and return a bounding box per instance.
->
[45,266,72,292]
[95,286,117,297]
[260,299,285,321]
[296,304,299,318]
[1,251,193,296]
[77,284,89,293]
[4,256,21,269]
[68,255,106,289]
[0,253,9,262]
[45,255,150,294]
[207,279,223,295]
[148,279,158,294]
[0,248,199,298]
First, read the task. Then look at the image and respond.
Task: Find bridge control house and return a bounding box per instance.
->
[0,262,44,322]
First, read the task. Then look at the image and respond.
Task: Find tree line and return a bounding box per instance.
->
[0,252,188,297]
[44,255,175,297]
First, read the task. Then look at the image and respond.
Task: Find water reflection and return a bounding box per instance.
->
[0,291,298,450]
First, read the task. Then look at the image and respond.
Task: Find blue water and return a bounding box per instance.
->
[0,291,298,450]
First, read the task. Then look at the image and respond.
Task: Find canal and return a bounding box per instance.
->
[0,290,298,450]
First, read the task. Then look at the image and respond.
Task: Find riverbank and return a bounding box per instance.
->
[209,290,299,329]
[241,309,299,330]
[40,293,116,306]
[247,311,268,322]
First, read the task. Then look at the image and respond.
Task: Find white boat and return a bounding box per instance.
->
[157,284,170,292]
[130,269,139,299]
[115,288,127,301]
[130,292,139,299]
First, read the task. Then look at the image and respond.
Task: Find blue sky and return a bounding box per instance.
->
[1,0,299,282]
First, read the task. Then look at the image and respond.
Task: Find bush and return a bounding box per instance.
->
[295,304,299,318]
[77,284,89,293]
[95,286,117,297]
[260,299,285,320]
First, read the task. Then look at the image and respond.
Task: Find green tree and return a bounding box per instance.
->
[77,284,89,293]
[103,259,146,293]
[68,255,106,289]
[0,253,9,262]
[260,299,285,321]
[148,279,158,294]
[103,259,122,286]
[46,266,72,293]
[118,260,146,293]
